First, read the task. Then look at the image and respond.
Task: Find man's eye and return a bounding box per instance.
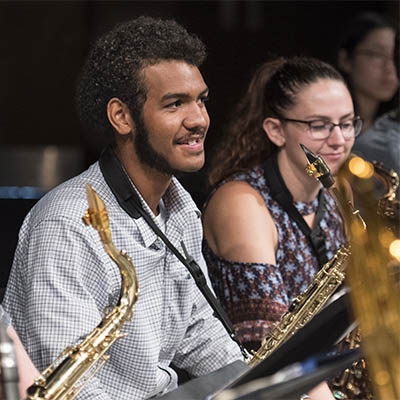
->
[167,100,182,108]
[199,96,209,104]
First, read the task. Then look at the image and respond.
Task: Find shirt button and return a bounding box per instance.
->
[151,239,162,250]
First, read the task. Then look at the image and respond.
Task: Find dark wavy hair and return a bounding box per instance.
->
[209,57,345,186]
[76,16,206,138]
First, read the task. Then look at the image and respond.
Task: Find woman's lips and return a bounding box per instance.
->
[320,153,343,161]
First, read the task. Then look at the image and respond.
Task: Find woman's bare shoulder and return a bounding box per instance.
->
[203,180,277,264]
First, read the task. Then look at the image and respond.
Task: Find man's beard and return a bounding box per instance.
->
[134,115,181,177]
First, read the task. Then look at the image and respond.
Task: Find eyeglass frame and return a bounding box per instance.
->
[279,116,363,140]
[354,49,395,68]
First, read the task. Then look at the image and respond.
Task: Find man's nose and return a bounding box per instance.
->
[183,102,209,130]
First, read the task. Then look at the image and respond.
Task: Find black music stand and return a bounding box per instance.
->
[214,348,361,400]
[161,289,355,400]
[228,289,353,389]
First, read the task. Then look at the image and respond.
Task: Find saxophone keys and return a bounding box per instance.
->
[116,332,128,339]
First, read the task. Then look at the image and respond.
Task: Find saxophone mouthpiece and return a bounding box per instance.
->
[300,144,335,189]
[300,143,318,164]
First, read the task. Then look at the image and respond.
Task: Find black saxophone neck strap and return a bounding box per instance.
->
[99,145,247,357]
[263,154,328,267]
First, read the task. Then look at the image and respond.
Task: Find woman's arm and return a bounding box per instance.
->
[203,180,277,264]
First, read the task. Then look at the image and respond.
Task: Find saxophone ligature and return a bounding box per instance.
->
[249,144,365,367]
[26,184,139,400]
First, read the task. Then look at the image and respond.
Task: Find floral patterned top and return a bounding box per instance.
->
[203,164,346,347]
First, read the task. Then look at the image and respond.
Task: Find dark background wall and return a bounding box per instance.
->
[0,0,398,184]
[0,1,398,294]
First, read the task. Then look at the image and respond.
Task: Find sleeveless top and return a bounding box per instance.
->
[202,164,346,344]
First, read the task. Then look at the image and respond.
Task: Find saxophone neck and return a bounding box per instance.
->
[329,184,366,235]
[83,185,139,316]
[104,242,139,316]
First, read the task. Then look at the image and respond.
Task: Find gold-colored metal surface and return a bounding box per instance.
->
[343,165,400,400]
[330,157,400,400]
[372,161,399,223]
[249,245,350,367]
[26,184,139,400]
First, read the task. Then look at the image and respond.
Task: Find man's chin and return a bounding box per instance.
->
[174,157,205,174]
[180,162,205,174]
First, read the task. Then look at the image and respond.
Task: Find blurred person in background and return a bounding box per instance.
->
[353,30,400,178]
[337,12,398,132]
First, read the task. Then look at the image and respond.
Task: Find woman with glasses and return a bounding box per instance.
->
[202,57,359,398]
[203,55,360,352]
[337,12,398,132]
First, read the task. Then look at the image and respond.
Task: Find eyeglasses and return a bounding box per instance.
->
[355,49,395,68]
[280,116,363,140]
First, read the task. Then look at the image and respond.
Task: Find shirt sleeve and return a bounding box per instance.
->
[4,216,117,400]
[171,254,244,377]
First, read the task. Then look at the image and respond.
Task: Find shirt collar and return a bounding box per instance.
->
[128,176,200,248]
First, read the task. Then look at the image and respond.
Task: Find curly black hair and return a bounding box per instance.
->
[76,16,206,138]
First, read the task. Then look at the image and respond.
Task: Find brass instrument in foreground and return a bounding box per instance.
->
[372,160,399,221]
[344,158,400,399]
[330,156,400,399]
[249,145,365,367]
[26,184,139,400]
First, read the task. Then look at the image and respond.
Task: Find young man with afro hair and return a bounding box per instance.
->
[3,16,244,400]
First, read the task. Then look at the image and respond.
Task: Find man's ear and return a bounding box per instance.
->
[262,117,286,147]
[107,98,134,136]
[337,49,352,74]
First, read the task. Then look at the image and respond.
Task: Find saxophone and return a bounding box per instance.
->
[330,156,400,399]
[343,157,400,399]
[26,184,139,400]
[249,145,365,367]
[371,161,399,238]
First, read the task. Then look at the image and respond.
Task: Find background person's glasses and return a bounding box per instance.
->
[355,49,395,68]
[281,116,363,140]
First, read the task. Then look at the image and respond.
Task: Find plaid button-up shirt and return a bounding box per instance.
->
[3,162,243,400]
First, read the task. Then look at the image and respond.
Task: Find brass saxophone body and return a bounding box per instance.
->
[249,145,365,367]
[344,158,400,399]
[26,184,139,400]
[371,161,399,238]
[330,156,400,399]
[249,246,350,366]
